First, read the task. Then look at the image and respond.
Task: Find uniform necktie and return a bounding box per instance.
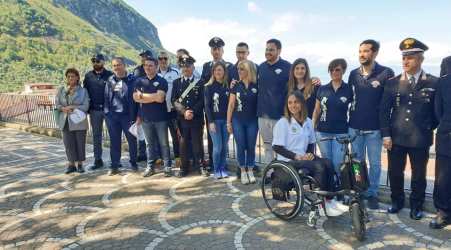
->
[409,76,416,89]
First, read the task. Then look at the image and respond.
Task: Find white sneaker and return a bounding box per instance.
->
[247,170,256,184]
[334,200,349,213]
[325,200,346,217]
[241,170,249,185]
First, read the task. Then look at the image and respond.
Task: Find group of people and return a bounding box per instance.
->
[54,36,451,229]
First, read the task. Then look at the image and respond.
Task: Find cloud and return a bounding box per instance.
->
[247,1,260,13]
[157,17,266,65]
[270,13,300,34]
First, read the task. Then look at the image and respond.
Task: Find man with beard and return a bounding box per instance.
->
[83,54,113,170]
[347,40,394,209]
[380,38,438,220]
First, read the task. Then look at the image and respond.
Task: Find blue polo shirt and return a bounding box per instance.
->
[295,85,319,119]
[257,58,291,119]
[316,82,353,134]
[348,63,394,130]
[230,81,258,121]
[134,74,168,122]
[204,81,229,121]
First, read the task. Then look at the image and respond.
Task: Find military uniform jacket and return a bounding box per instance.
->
[435,74,451,157]
[171,76,204,127]
[380,71,438,148]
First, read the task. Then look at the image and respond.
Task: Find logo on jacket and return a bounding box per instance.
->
[153,81,160,87]
[251,88,257,93]
[371,80,380,88]
[340,97,348,103]
[275,68,282,74]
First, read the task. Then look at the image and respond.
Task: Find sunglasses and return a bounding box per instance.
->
[158,57,168,61]
[91,59,102,63]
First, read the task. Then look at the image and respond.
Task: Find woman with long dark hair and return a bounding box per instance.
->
[287,58,318,118]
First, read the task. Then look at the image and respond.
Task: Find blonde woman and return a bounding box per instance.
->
[227,60,258,184]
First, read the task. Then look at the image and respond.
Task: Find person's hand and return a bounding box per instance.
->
[230,79,238,88]
[133,90,142,101]
[184,110,193,120]
[383,138,392,150]
[294,154,304,161]
[226,123,233,134]
[303,153,314,161]
[61,106,73,113]
[136,116,142,125]
[312,77,321,86]
[209,123,216,133]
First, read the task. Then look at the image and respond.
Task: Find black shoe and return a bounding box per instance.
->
[410,208,424,220]
[200,166,209,177]
[89,159,104,170]
[143,167,155,177]
[137,155,147,162]
[367,196,379,210]
[65,165,76,174]
[108,168,120,176]
[77,164,85,173]
[429,211,451,229]
[131,164,139,172]
[387,202,403,214]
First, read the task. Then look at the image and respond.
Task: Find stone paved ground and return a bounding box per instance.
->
[0,127,450,250]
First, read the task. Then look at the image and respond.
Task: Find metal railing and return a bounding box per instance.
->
[0,93,437,194]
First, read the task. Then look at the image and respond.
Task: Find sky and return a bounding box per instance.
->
[125,0,451,79]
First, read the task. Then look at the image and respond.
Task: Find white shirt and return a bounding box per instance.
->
[158,67,180,112]
[405,69,422,84]
[272,117,316,162]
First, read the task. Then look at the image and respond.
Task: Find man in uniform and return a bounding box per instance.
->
[83,54,113,170]
[200,37,237,172]
[380,38,438,220]
[440,56,451,77]
[430,73,451,229]
[133,50,154,162]
[172,55,207,177]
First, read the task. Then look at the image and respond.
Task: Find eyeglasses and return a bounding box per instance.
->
[236,51,247,54]
[158,57,168,61]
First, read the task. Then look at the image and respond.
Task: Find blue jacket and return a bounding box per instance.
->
[104,73,138,122]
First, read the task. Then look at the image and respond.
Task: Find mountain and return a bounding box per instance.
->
[0,0,166,93]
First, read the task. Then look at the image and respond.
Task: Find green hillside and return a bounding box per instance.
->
[0,0,165,93]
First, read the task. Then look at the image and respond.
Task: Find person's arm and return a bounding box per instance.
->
[272,145,297,160]
[138,90,166,103]
[227,93,236,133]
[312,100,321,128]
[204,86,214,122]
[379,80,394,150]
[435,78,444,122]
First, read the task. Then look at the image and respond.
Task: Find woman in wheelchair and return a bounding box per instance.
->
[271,90,348,216]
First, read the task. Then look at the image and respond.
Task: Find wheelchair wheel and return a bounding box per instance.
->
[261,161,304,220]
[350,202,366,241]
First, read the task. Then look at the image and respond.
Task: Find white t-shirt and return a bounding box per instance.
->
[272,117,316,162]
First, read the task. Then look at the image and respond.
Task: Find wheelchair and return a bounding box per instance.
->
[261,133,371,241]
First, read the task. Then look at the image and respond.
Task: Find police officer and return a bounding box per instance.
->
[172,55,207,177]
[134,50,154,162]
[440,56,451,77]
[201,37,237,171]
[104,57,139,175]
[82,54,113,170]
[430,73,451,229]
[380,38,438,220]
[158,51,181,169]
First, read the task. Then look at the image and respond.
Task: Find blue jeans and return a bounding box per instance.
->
[232,118,258,168]
[349,128,382,197]
[89,110,104,161]
[105,112,137,168]
[316,131,348,175]
[209,120,229,173]
[141,121,171,168]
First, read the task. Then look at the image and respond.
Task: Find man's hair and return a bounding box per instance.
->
[143,56,159,65]
[176,48,190,55]
[360,39,380,52]
[112,57,125,64]
[266,38,282,50]
[236,42,249,49]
